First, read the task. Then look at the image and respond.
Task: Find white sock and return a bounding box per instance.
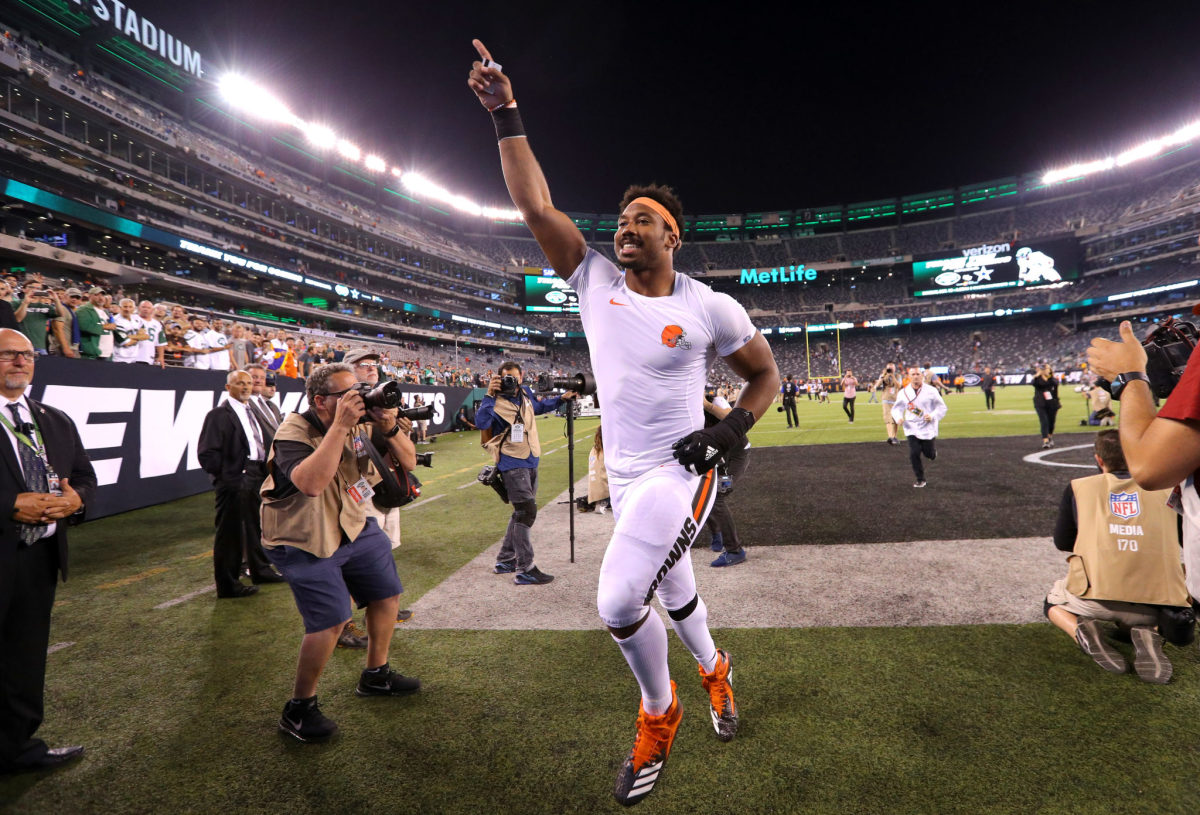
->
[613,610,673,715]
[668,595,718,673]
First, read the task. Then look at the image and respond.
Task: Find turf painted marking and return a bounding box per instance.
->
[1023,443,1094,469]
[97,567,170,590]
[154,584,216,609]
[47,642,74,655]
[186,550,213,560]
[458,480,480,489]
[400,494,446,511]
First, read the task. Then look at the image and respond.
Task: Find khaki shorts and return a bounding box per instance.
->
[1046,577,1159,628]
[882,400,897,430]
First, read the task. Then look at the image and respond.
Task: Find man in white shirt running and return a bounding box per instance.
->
[470,41,779,807]
[892,367,949,488]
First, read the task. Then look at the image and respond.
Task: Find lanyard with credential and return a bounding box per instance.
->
[0,408,47,460]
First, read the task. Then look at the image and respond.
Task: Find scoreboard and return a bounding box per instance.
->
[521,267,580,313]
[910,236,1080,297]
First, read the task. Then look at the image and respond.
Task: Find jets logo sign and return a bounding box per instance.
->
[1109,492,1140,520]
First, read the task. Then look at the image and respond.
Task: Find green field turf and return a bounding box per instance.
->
[6,390,1196,815]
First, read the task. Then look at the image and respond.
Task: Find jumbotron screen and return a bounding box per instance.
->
[521,268,579,313]
[910,236,1080,297]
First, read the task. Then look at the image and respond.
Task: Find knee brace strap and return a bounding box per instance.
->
[667,594,699,622]
[513,500,537,527]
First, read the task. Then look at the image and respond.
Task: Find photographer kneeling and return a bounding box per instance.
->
[476,361,575,585]
[261,363,420,744]
[1045,429,1192,683]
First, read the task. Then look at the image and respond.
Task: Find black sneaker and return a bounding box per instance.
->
[279,696,338,743]
[514,566,554,585]
[356,663,421,696]
[493,561,516,574]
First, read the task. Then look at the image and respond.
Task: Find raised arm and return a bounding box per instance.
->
[468,39,586,279]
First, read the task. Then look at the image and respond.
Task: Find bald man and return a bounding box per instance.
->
[0,329,96,774]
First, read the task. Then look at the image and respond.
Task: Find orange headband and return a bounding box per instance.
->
[630,196,680,238]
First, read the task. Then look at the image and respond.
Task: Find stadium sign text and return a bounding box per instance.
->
[739,266,818,285]
[70,1,204,78]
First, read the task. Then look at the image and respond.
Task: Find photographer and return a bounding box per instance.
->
[1044,429,1191,683]
[260,363,420,744]
[1088,318,1200,606]
[475,360,575,585]
[13,280,68,356]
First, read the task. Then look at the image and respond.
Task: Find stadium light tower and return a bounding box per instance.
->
[337,140,362,162]
[304,124,337,150]
[364,155,386,172]
[216,74,302,128]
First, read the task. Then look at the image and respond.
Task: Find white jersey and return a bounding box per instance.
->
[137,317,165,364]
[184,329,210,369]
[110,314,146,363]
[205,329,231,370]
[569,248,755,483]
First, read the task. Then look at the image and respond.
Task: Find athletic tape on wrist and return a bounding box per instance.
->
[491,103,525,141]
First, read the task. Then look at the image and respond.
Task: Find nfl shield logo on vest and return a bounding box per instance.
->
[1109,491,1140,520]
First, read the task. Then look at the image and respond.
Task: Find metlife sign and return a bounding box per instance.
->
[738,266,819,285]
[69,1,205,78]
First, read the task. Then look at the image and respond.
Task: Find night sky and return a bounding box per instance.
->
[129,1,1200,215]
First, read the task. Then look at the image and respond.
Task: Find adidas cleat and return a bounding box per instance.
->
[699,649,739,742]
[613,681,681,807]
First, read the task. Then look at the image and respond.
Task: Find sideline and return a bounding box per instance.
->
[1022,443,1093,469]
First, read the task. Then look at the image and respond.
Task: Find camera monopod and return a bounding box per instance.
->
[537,371,597,563]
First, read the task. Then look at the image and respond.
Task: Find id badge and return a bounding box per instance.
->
[510,423,525,444]
[1043,391,1053,400]
[46,467,61,496]
[346,477,375,505]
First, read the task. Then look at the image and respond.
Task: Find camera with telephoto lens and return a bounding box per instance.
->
[1096,316,1199,400]
[415,451,434,467]
[350,380,402,422]
[535,371,597,395]
[399,402,435,422]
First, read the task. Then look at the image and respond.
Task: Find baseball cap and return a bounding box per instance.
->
[65,287,83,297]
[344,349,380,366]
[87,286,105,295]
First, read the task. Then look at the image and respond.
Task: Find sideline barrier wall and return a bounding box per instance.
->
[26,358,470,518]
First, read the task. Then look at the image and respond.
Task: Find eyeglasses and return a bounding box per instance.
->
[320,387,354,399]
[0,350,36,362]
[354,361,378,368]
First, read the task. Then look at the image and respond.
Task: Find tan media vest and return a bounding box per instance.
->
[1066,472,1188,606]
[484,394,541,462]
[260,413,382,558]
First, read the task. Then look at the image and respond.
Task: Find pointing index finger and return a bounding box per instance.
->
[472,38,492,63]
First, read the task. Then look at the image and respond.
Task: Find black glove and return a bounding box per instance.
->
[672,407,755,475]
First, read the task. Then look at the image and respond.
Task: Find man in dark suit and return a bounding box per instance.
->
[246,364,282,433]
[198,370,283,598]
[0,328,96,774]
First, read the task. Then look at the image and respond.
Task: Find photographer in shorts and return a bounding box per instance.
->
[475,361,575,585]
[261,363,420,744]
[1088,317,1200,616]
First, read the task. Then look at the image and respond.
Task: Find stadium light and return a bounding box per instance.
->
[215,70,522,219]
[217,74,303,128]
[304,124,337,150]
[1043,115,1200,184]
[337,140,362,162]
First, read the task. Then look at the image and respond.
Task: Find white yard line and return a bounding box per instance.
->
[47,642,75,655]
[154,584,216,609]
[400,493,446,511]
